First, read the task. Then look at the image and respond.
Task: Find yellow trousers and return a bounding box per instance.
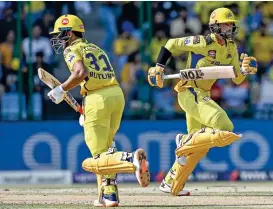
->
[83,85,125,156]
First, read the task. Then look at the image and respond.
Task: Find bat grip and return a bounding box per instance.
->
[78,105,83,114]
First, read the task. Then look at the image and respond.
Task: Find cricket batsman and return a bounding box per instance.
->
[148,8,257,196]
[47,14,150,207]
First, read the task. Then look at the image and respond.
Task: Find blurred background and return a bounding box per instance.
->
[0,1,272,185]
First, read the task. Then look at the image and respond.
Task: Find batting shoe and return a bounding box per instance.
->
[159,179,190,196]
[133,148,150,187]
[94,176,119,207]
[93,193,119,207]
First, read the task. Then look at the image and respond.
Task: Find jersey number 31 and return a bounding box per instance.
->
[85,53,112,72]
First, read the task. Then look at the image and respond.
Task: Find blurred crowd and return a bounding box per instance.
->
[0,1,91,120]
[0,1,273,120]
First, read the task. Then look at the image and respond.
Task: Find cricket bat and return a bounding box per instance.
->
[38,68,83,114]
[163,66,236,80]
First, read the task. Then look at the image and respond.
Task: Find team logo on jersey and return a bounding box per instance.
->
[208,50,216,59]
[184,38,191,45]
[62,18,69,25]
[193,36,200,44]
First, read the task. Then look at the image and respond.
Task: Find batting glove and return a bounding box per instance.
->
[148,64,165,88]
[47,85,65,104]
[240,53,258,76]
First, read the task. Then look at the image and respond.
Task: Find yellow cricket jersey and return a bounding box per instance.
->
[165,34,246,92]
[63,39,119,92]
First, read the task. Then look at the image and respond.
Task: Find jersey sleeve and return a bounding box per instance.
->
[164,35,208,56]
[231,47,246,84]
[64,47,83,72]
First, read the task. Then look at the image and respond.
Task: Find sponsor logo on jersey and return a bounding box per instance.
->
[210,60,220,65]
[227,54,232,59]
[205,34,213,45]
[62,18,69,25]
[203,96,211,102]
[85,45,99,51]
[208,50,216,59]
[210,60,231,66]
[193,36,200,44]
[184,38,191,45]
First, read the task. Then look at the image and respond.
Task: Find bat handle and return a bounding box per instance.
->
[78,105,83,114]
[162,73,181,80]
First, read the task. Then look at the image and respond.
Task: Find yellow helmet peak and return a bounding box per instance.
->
[50,14,85,35]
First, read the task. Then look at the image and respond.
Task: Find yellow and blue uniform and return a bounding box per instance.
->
[160,33,243,194]
[165,33,245,133]
[64,38,128,200]
[50,14,151,206]
[64,38,124,157]
[148,8,257,196]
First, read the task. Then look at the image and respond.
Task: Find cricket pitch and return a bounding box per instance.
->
[0,182,273,209]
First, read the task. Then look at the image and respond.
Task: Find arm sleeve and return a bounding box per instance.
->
[156,46,172,66]
[64,47,83,72]
[231,48,246,85]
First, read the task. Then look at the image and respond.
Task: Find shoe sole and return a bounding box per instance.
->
[134,148,150,187]
[105,202,119,207]
[93,200,119,207]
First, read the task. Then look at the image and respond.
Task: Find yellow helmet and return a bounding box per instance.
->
[49,14,85,54]
[209,8,238,25]
[50,14,85,35]
[209,8,239,39]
